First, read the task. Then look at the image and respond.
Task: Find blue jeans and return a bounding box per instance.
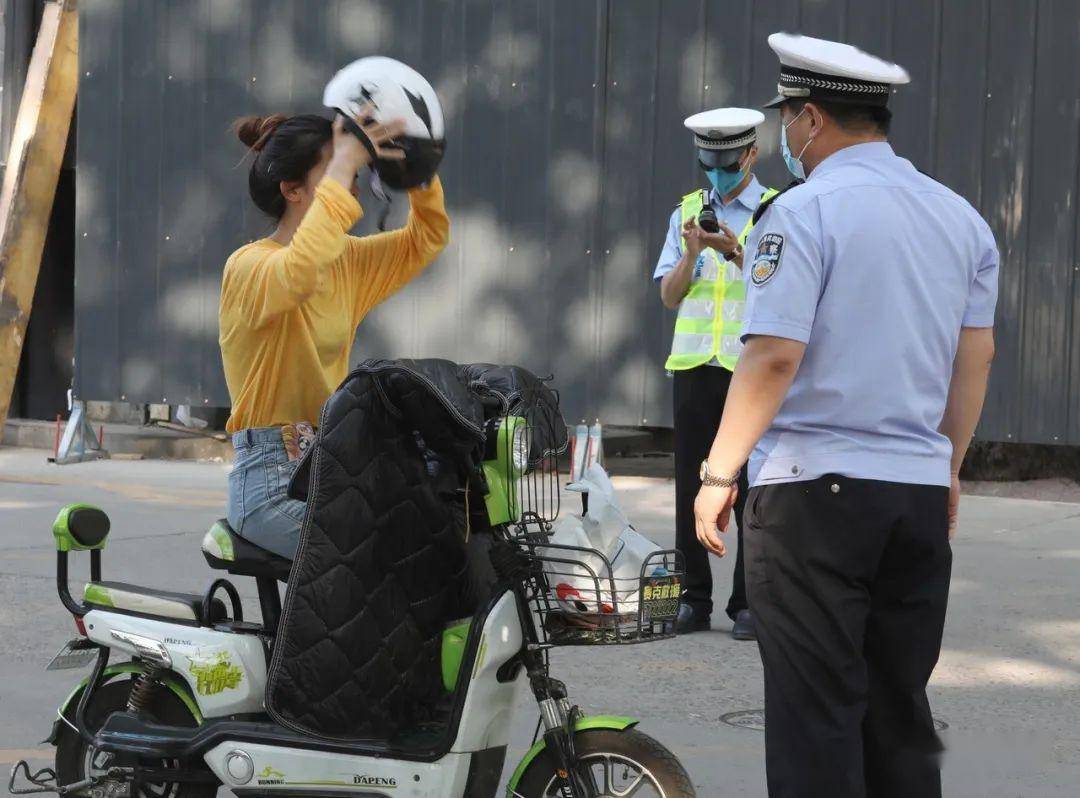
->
[226,428,306,560]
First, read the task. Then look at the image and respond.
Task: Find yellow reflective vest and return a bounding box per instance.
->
[665,186,780,372]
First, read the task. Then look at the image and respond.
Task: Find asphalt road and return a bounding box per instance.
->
[1,447,1078,796]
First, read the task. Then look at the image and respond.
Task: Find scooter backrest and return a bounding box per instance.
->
[53,504,110,551]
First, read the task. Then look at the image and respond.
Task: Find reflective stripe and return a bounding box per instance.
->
[699,258,721,282]
[679,298,715,320]
[670,333,715,356]
[722,300,745,321]
[725,262,741,282]
[720,335,744,356]
[673,317,714,335]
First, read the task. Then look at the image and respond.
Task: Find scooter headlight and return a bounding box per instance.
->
[511,423,530,475]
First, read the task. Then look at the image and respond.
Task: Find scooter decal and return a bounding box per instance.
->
[187,651,243,695]
[256,766,286,786]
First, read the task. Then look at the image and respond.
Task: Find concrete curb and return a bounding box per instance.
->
[3,418,233,462]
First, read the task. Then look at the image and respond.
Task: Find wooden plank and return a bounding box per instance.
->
[0,0,78,441]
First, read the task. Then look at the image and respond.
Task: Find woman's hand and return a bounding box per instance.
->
[326,104,407,187]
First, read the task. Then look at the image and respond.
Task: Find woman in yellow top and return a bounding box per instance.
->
[220,110,449,559]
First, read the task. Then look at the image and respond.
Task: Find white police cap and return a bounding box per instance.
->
[763,32,910,109]
[684,107,765,168]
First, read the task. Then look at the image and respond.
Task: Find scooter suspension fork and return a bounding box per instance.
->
[538,698,595,798]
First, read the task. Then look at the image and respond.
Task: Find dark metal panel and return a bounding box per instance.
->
[364,0,426,361]
[74,0,123,402]
[934,0,988,203]
[640,0,710,428]
[1018,0,1079,444]
[496,0,557,375]
[978,1,1038,443]
[0,0,35,165]
[529,0,606,425]
[199,0,253,404]
[338,0,414,364]
[747,0,799,192]
[115,0,165,404]
[797,0,846,40]
[400,0,466,364]
[1071,125,1080,445]
[157,0,207,406]
[595,0,662,425]
[844,0,893,56]
[887,0,940,172]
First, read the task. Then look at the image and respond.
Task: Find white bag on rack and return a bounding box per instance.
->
[542,464,664,615]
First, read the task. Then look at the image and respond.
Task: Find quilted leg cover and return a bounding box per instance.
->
[265,360,485,741]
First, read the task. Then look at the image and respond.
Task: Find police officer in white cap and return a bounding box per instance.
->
[653,108,778,638]
[693,34,999,797]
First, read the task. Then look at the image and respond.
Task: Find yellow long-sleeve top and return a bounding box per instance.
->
[220,176,449,433]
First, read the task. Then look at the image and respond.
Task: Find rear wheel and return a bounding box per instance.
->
[514,728,696,797]
[55,678,217,798]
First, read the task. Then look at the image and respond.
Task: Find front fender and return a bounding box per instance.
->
[48,662,202,743]
[505,715,638,795]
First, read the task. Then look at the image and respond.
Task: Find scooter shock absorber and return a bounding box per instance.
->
[126,667,165,715]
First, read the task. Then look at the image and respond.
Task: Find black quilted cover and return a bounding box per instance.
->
[460,363,568,466]
[265,359,487,741]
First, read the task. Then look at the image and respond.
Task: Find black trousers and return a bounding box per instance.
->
[745,475,951,798]
[673,365,749,620]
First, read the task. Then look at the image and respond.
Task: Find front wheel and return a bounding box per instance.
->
[513,728,696,797]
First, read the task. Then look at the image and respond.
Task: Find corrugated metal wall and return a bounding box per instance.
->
[74,0,1080,443]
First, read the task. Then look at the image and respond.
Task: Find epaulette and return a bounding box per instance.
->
[752,179,803,225]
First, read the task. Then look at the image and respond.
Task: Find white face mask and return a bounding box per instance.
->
[780,109,815,180]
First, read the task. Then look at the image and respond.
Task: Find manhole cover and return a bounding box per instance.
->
[720,709,948,732]
[720,709,766,730]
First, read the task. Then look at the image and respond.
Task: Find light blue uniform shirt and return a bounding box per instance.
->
[653,174,765,282]
[741,142,999,488]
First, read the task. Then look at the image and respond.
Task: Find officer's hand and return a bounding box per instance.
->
[699,222,740,257]
[682,219,706,259]
[948,471,960,539]
[694,483,738,557]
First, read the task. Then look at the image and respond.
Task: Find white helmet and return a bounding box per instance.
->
[323,56,446,190]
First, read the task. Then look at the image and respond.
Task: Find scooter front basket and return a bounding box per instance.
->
[512,535,684,646]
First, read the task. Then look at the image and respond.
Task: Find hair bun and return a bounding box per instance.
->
[234,114,288,151]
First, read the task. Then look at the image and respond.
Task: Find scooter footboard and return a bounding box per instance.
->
[203,742,475,796]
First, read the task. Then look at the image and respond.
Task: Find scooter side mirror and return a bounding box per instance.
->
[53,504,110,552]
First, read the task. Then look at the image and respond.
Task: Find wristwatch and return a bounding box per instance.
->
[724,243,744,262]
[700,460,740,487]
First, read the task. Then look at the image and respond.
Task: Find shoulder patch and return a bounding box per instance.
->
[751,233,784,286]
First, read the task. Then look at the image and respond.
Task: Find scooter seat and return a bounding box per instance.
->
[83,581,226,625]
[201,520,292,582]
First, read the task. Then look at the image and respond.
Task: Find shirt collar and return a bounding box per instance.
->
[710,173,763,210]
[809,141,895,179]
